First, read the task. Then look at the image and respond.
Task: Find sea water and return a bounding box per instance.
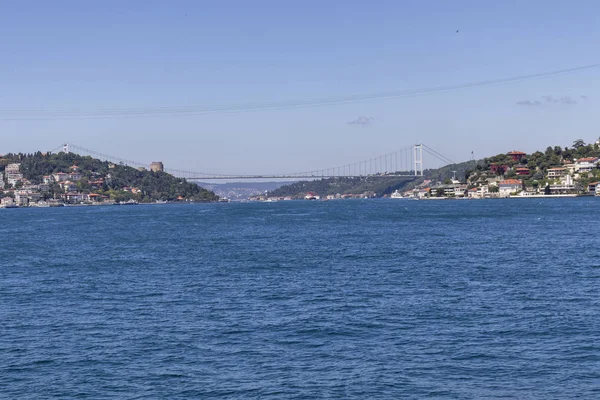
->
[1,199,600,398]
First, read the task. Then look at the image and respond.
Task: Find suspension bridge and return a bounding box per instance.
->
[49,143,456,181]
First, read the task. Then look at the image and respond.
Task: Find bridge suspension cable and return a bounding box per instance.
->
[50,142,455,180]
[422,144,456,166]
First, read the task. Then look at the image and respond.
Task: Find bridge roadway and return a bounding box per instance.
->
[182,173,418,181]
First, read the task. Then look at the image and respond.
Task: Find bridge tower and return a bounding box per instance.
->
[63,143,69,154]
[413,144,423,176]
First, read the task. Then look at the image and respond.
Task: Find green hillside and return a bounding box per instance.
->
[269,160,477,198]
[0,151,218,202]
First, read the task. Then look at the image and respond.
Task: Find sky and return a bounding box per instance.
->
[1,0,599,174]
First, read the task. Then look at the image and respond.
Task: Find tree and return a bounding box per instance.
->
[533,171,544,180]
[573,139,585,149]
[553,146,562,156]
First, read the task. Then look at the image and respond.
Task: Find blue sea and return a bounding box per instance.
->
[1,199,600,399]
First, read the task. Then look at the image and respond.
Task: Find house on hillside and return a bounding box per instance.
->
[490,163,509,175]
[515,166,530,176]
[53,172,69,182]
[575,157,599,173]
[59,180,77,192]
[547,167,566,179]
[68,172,82,181]
[508,151,527,162]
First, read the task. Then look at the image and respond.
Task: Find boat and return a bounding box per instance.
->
[390,190,408,199]
[119,199,139,205]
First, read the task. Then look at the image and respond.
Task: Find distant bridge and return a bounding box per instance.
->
[50,143,455,181]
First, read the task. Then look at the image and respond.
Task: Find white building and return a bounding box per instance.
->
[60,181,77,192]
[68,172,82,181]
[7,172,23,186]
[575,157,599,173]
[548,175,577,194]
[5,163,21,174]
[1,197,15,207]
[52,172,69,182]
[14,191,29,206]
[498,179,522,196]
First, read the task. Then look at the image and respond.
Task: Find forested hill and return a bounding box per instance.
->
[0,151,218,202]
[269,160,477,198]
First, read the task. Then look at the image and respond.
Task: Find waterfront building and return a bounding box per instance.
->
[150,162,164,172]
[63,192,86,203]
[547,175,578,194]
[498,179,522,196]
[1,197,15,207]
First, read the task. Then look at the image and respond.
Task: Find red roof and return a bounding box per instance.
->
[577,157,599,163]
[499,179,522,185]
[508,150,526,155]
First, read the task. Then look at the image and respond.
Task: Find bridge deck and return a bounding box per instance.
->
[182,174,418,180]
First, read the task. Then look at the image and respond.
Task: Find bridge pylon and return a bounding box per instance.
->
[413,144,423,176]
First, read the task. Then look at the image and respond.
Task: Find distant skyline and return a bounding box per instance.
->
[1,0,600,173]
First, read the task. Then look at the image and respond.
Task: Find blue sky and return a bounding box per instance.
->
[1,0,599,173]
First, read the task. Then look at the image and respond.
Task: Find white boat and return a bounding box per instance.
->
[119,199,139,205]
[390,190,407,199]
